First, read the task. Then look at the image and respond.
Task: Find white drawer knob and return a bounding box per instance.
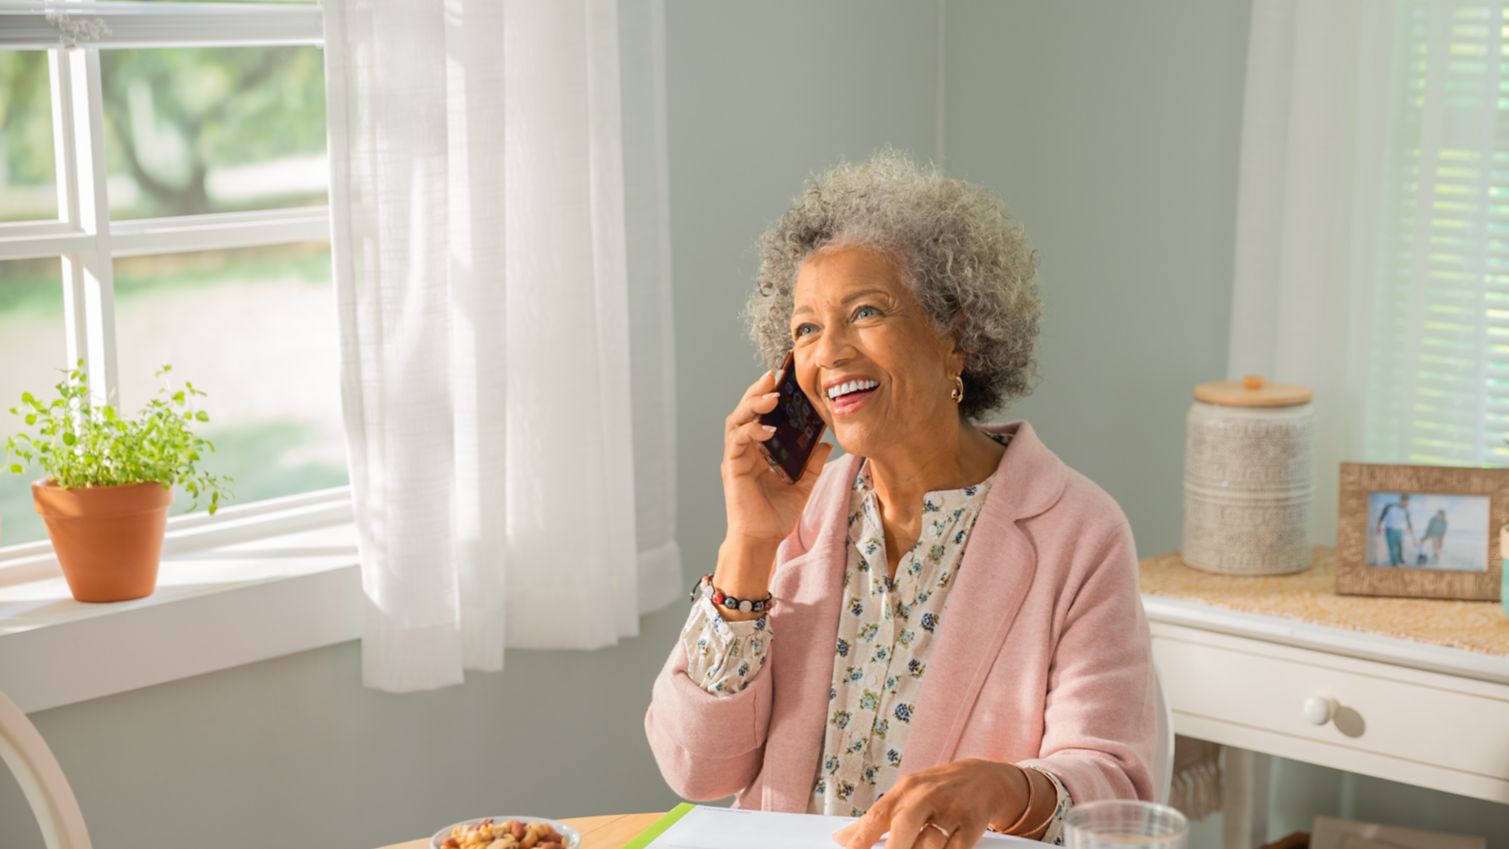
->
[1303,696,1337,725]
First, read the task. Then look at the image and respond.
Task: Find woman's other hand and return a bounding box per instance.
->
[831,759,1045,849]
[716,367,832,614]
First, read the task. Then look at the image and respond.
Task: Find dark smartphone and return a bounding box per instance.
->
[757,351,826,484]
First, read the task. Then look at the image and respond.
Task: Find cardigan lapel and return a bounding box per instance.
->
[762,453,862,812]
[899,421,1068,774]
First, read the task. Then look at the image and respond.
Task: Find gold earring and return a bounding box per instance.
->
[949,375,964,404]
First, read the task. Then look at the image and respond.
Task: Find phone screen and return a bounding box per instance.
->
[757,352,826,484]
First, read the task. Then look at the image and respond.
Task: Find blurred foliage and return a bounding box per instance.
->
[0,51,59,220]
[0,259,62,315]
[0,243,329,315]
[0,52,54,186]
[0,45,326,218]
[100,46,327,216]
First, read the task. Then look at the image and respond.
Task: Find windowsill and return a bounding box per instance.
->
[0,497,362,713]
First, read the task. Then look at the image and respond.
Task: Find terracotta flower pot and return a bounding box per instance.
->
[32,480,173,603]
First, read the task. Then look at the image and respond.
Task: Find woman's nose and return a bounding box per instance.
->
[812,323,853,369]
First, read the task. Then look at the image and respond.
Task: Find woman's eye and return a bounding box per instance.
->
[794,323,816,338]
[854,305,880,320]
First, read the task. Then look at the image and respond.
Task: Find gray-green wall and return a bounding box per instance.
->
[4,3,1502,847]
[944,0,1245,555]
[943,3,1505,844]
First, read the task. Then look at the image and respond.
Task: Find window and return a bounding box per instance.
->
[1368,1,1509,467]
[0,2,343,548]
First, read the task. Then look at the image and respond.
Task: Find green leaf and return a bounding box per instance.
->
[20,391,34,405]
[6,362,225,501]
[8,464,21,475]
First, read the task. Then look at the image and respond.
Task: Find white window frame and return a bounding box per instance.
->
[0,1,345,561]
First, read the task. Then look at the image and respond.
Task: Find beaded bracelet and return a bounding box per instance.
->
[689,573,776,614]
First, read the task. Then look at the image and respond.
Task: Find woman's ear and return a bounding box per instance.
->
[946,348,966,379]
[944,314,968,375]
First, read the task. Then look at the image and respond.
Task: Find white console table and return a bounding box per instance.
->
[1139,549,1509,849]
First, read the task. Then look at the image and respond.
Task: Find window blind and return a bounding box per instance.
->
[1368,0,1509,467]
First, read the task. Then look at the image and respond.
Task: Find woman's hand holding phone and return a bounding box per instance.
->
[717,367,832,618]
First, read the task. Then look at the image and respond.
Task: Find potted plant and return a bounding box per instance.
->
[3,363,231,602]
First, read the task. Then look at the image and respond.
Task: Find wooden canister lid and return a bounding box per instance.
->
[1194,375,1312,407]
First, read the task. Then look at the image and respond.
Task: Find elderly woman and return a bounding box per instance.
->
[645,152,1156,847]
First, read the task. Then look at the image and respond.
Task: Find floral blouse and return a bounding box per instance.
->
[680,447,1073,844]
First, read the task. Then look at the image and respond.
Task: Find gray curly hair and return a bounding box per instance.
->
[745,149,1041,420]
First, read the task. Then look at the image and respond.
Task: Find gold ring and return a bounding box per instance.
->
[926,822,952,839]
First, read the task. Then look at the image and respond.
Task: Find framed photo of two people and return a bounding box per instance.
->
[1337,462,1508,601]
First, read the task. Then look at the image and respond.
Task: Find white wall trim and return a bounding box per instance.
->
[0,2,323,50]
[0,486,352,571]
[0,223,90,260]
[0,519,361,714]
[1143,594,1509,687]
[0,209,331,261]
[108,207,332,257]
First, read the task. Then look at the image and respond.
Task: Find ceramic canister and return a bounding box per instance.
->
[1181,375,1314,575]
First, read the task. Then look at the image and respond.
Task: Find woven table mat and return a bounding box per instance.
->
[1139,547,1509,657]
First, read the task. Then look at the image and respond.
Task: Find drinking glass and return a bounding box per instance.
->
[1064,800,1188,849]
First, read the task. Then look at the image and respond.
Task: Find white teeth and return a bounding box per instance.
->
[827,379,879,399]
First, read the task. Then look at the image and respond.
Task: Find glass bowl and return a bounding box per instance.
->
[430,815,581,849]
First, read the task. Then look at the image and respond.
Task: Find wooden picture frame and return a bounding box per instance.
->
[1336,462,1509,600]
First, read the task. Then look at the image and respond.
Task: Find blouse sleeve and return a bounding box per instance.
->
[1029,767,1073,846]
[678,594,773,696]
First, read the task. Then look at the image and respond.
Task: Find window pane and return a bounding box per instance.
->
[113,243,346,511]
[100,46,327,219]
[0,51,59,222]
[0,259,66,546]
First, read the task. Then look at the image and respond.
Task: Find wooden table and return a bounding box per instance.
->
[379,812,664,849]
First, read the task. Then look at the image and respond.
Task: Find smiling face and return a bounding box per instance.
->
[789,245,963,459]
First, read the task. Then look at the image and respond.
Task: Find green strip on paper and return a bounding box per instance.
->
[616,803,696,849]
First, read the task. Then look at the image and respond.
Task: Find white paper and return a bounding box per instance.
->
[647,805,1037,849]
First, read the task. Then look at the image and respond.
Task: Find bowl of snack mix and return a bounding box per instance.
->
[431,815,580,849]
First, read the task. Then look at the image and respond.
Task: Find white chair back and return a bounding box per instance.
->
[0,690,92,849]
[1151,664,1175,804]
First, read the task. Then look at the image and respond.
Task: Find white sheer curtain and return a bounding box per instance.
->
[1231,0,1509,542]
[323,0,681,692]
[1226,0,1396,544]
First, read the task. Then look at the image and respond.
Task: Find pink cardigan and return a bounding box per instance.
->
[644,421,1156,811]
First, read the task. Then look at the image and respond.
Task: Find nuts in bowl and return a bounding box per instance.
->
[431,816,580,849]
